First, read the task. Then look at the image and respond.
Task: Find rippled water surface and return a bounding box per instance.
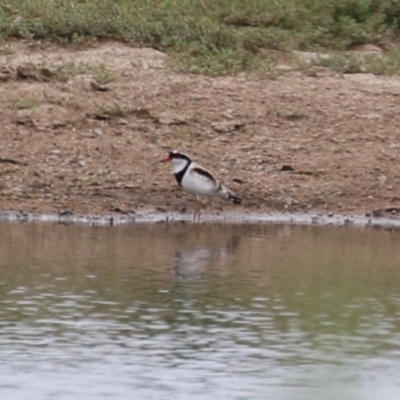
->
[0,222,400,400]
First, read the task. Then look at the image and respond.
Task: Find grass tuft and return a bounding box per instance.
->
[0,0,400,75]
[48,62,116,83]
[96,102,127,118]
[304,48,400,75]
[10,98,39,110]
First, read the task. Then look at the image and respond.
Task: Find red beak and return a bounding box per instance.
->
[161,155,171,163]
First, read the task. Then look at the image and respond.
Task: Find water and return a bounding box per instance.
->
[0,222,399,400]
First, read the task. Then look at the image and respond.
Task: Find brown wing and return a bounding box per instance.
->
[191,167,217,184]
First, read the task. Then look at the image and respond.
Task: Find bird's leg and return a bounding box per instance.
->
[197,202,202,223]
[193,196,202,223]
[193,197,198,223]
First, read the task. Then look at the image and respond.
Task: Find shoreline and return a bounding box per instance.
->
[1,210,400,229]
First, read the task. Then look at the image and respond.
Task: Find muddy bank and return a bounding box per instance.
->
[1,41,400,217]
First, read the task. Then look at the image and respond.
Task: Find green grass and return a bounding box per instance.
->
[10,98,39,110]
[0,0,400,75]
[299,48,400,75]
[49,62,116,83]
[95,102,127,118]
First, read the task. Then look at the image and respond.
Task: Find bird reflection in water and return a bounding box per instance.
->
[173,235,240,280]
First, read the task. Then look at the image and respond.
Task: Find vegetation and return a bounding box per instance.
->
[0,0,400,74]
[10,98,39,110]
[50,62,116,83]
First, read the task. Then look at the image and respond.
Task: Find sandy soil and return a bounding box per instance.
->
[0,40,400,219]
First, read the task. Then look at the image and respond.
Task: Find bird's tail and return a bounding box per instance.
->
[218,184,242,205]
[228,193,242,205]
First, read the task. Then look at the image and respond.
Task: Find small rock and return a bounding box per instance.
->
[280,165,295,172]
[211,121,243,133]
[90,80,109,92]
[378,175,387,186]
[111,207,135,215]
[233,178,244,184]
[92,128,103,137]
[158,111,187,126]
[132,108,152,119]
[284,196,294,206]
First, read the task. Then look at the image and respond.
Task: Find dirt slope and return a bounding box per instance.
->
[0,41,399,218]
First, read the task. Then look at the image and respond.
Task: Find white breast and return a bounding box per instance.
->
[171,157,190,174]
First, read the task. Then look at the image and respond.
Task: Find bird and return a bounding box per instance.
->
[162,150,242,222]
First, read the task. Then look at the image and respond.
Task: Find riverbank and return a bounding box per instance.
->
[1,41,400,220]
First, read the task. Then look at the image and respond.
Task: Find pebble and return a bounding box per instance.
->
[92,128,103,137]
